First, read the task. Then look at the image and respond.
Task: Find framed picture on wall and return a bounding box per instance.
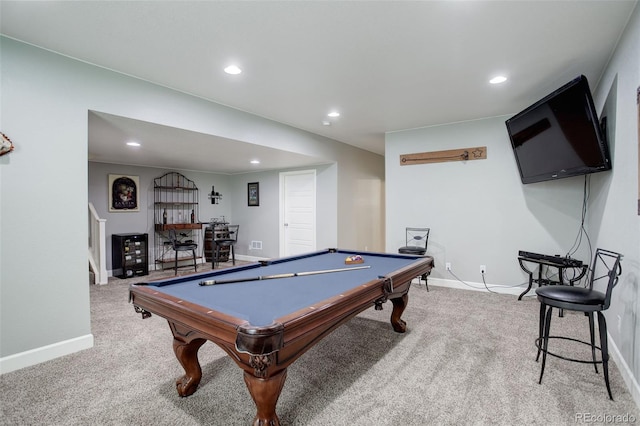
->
[109,174,140,212]
[248,182,259,206]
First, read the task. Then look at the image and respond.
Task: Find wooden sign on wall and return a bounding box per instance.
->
[400,146,487,166]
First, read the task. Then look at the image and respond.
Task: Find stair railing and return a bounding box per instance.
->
[88,202,108,284]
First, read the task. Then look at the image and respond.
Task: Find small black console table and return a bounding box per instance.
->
[517,251,588,300]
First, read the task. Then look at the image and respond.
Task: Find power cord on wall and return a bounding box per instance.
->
[446,268,528,294]
[566,174,595,286]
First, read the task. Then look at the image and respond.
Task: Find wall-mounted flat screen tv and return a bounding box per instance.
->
[505,75,611,184]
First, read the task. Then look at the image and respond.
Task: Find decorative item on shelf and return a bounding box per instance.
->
[209,186,223,204]
[163,208,167,225]
[0,132,15,156]
[210,216,227,226]
[191,209,195,223]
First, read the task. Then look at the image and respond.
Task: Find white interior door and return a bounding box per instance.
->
[279,170,316,257]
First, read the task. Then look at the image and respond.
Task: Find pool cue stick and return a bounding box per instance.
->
[199,265,371,286]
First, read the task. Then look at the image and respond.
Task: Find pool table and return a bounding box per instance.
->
[129,248,434,425]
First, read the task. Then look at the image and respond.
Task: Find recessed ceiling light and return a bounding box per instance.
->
[322,121,331,126]
[250,160,260,164]
[327,111,340,118]
[126,141,141,147]
[490,76,507,84]
[224,65,242,75]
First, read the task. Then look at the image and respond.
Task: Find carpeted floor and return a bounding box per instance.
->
[1,265,638,425]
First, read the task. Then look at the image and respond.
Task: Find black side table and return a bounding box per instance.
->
[517,256,588,300]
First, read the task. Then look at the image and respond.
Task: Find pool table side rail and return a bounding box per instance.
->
[129,284,251,352]
[270,253,434,332]
[237,255,434,361]
[137,262,264,287]
[262,248,423,265]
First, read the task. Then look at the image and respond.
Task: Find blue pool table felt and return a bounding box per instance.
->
[147,251,419,326]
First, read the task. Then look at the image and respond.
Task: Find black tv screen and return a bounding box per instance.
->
[505,75,611,184]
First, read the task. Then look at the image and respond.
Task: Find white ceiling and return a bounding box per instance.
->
[88,111,329,174]
[1,1,637,174]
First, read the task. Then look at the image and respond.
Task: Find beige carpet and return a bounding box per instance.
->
[1,266,638,425]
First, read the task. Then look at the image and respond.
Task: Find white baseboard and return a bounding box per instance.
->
[235,254,268,263]
[0,334,94,375]
[424,277,527,297]
[608,334,640,409]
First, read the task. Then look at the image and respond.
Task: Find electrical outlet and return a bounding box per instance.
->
[446,262,451,271]
[480,265,486,274]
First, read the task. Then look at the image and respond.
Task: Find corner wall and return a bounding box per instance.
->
[590,3,640,406]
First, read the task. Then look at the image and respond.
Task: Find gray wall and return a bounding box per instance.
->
[0,37,384,371]
[386,115,589,284]
[88,161,338,270]
[229,164,339,259]
[88,162,233,270]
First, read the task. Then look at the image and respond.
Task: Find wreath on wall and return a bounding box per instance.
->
[0,132,14,156]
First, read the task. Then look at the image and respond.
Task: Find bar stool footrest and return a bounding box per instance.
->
[535,336,603,365]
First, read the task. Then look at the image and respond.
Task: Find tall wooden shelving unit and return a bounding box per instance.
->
[153,172,201,270]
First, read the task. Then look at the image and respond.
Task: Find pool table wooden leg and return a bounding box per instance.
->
[173,337,206,397]
[243,369,287,426]
[390,293,408,333]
